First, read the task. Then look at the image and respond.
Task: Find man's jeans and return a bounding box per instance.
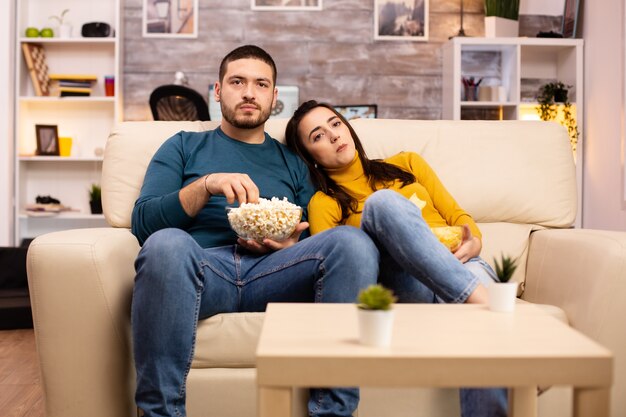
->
[132,226,379,417]
[361,190,508,417]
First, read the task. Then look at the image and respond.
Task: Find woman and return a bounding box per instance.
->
[286,100,508,417]
[286,100,499,305]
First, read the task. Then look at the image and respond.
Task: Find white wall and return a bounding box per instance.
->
[0,1,14,246]
[582,0,626,231]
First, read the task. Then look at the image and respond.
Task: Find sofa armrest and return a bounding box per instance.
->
[27,227,140,417]
[524,228,626,416]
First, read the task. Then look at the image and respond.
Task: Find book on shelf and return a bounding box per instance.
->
[58,80,92,88]
[59,87,92,97]
[49,74,98,97]
[49,74,98,82]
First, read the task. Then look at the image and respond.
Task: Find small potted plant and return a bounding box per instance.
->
[357,284,397,347]
[488,254,519,312]
[49,9,71,38]
[89,183,102,214]
[536,82,580,154]
[484,0,520,37]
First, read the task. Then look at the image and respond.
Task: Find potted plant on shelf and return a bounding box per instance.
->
[49,9,71,38]
[488,254,519,312]
[536,81,580,154]
[484,0,520,37]
[357,284,397,347]
[89,183,102,214]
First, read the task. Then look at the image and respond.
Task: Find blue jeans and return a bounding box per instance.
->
[132,226,379,417]
[361,189,508,417]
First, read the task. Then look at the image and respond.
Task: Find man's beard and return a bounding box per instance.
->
[221,101,272,129]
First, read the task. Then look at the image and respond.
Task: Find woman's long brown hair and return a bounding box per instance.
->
[285,100,415,223]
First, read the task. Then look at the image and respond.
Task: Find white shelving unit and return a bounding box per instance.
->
[14,0,121,244]
[442,37,584,227]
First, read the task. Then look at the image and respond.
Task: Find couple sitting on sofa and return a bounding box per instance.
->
[131,44,507,417]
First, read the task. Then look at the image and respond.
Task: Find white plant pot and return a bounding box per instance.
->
[488,282,518,312]
[484,16,519,38]
[357,308,394,347]
[59,24,72,38]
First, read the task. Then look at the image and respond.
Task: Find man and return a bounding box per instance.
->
[131,45,379,417]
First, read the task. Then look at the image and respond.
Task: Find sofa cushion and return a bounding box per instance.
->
[103,120,576,230]
[192,312,264,368]
[350,119,576,228]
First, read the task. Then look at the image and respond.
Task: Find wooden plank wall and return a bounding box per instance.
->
[122,0,560,121]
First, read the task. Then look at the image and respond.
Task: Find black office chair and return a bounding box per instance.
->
[149,84,210,121]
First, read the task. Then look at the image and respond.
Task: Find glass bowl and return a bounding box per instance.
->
[431,226,463,252]
[226,203,302,242]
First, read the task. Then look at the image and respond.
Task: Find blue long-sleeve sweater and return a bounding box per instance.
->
[131,127,315,248]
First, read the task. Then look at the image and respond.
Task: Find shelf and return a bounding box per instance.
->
[19,37,115,44]
[19,96,115,103]
[461,101,517,107]
[19,156,103,162]
[19,212,105,220]
[13,0,121,244]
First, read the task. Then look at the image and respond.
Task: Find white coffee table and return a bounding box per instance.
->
[256,303,612,417]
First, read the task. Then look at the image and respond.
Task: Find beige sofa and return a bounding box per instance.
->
[27,119,626,417]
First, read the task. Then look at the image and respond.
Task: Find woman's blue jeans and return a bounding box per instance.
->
[132,226,379,417]
[360,190,508,417]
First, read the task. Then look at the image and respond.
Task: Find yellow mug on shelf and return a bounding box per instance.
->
[59,137,72,157]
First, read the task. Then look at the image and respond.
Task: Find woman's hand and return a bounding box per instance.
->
[236,222,310,254]
[453,224,481,263]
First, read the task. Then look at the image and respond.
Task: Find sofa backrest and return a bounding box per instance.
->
[103,119,576,230]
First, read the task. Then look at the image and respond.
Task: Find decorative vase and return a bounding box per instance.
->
[488,281,518,312]
[357,308,394,347]
[59,24,72,38]
[484,16,519,37]
[90,200,103,215]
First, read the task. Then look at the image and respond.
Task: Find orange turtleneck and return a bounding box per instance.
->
[307,151,481,240]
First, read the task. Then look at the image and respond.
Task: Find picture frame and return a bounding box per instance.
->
[251,0,322,11]
[561,0,579,38]
[375,0,429,41]
[35,125,60,156]
[143,0,198,38]
[334,104,378,121]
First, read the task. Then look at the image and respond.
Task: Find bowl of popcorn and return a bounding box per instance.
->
[431,226,463,252]
[226,197,302,242]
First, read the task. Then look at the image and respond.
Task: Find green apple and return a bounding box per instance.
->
[40,27,54,38]
[25,27,40,37]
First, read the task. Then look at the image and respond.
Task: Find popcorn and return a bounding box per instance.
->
[226,197,302,242]
[431,226,463,252]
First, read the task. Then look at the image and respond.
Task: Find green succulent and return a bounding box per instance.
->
[89,183,101,203]
[484,0,520,20]
[493,254,518,283]
[357,284,397,311]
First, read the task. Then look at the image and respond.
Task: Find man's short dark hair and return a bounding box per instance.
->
[219,45,277,85]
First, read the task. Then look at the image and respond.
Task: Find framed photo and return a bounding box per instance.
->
[334,104,378,121]
[143,0,198,38]
[561,0,579,38]
[35,125,60,156]
[375,0,429,41]
[251,0,322,11]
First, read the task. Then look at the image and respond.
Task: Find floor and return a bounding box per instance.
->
[0,329,45,417]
